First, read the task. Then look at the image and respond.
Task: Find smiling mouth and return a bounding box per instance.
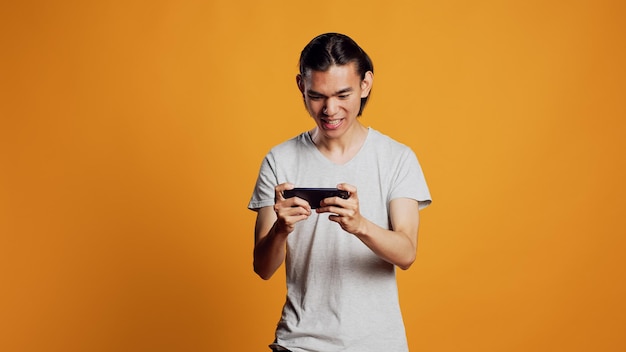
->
[322,118,343,129]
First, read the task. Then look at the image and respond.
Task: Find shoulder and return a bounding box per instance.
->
[260,132,315,169]
[264,132,309,160]
[268,132,309,154]
[367,128,416,157]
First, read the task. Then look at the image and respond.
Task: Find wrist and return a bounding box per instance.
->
[353,218,371,238]
[272,221,292,239]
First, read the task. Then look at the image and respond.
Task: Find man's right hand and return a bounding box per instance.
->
[273,183,312,234]
[253,183,311,279]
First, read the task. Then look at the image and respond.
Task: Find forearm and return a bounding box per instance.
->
[354,219,418,270]
[253,222,289,280]
[252,190,313,280]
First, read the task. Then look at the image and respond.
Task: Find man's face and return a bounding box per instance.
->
[297,63,373,138]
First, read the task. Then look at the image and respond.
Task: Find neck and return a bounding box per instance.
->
[309,123,368,164]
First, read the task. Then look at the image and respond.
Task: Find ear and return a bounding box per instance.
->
[296,74,305,94]
[360,71,373,98]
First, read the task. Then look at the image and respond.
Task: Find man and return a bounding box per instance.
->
[248,33,431,352]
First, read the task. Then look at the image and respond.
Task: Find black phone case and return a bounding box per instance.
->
[283,188,350,209]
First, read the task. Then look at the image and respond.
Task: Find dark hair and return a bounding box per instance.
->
[299,33,374,116]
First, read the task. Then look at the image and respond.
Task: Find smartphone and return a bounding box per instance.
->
[283,188,350,209]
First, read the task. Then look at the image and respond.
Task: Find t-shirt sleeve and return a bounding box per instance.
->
[389,147,432,210]
[248,153,278,211]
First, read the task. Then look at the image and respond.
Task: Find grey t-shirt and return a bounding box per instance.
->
[249,128,431,352]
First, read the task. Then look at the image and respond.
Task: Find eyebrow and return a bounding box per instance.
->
[307,87,354,97]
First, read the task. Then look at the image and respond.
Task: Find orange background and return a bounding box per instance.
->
[1,1,625,351]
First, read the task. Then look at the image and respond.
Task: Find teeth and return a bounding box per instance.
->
[326,119,341,125]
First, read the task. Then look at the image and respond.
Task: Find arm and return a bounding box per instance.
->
[356,197,420,270]
[253,183,311,280]
[317,184,420,270]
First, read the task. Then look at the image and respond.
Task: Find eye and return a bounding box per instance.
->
[308,95,323,101]
[338,94,350,100]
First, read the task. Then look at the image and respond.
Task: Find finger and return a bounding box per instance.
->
[275,182,295,202]
[318,196,346,210]
[276,210,311,233]
[276,193,312,215]
[316,204,344,216]
[279,205,311,219]
[288,196,312,212]
[327,213,349,228]
[337,183,356,193]
[276,201,311,216]
[337,183,357,200]
[327,214,340,223]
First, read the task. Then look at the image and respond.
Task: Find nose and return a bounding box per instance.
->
[323,98,338,116]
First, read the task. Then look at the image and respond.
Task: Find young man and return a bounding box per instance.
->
[248,33,431,352]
